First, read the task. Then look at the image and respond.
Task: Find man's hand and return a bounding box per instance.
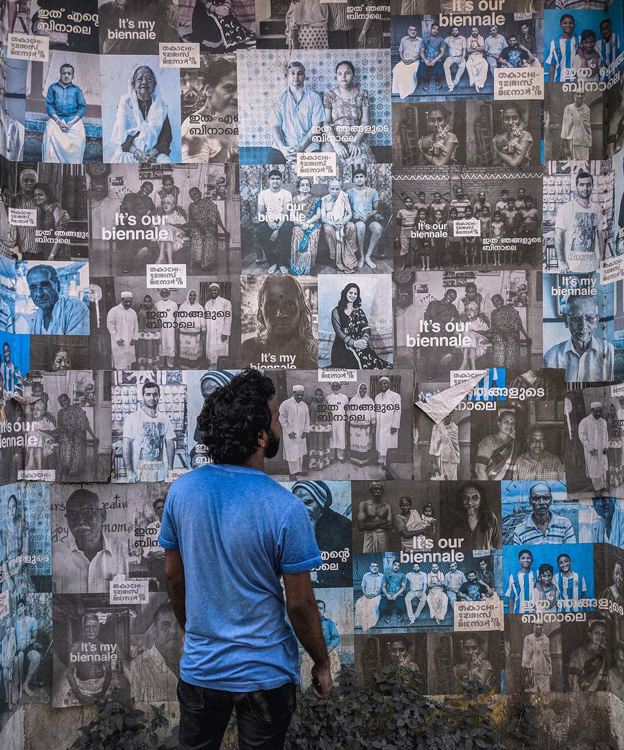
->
[311,661,333,699]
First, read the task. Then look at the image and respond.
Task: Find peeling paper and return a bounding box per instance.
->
[415,371,488,424]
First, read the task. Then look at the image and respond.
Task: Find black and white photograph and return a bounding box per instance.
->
[28,335,90,372]
[22,370,111,482]
[13,260,90,337]
[111,370,188,483]
[543,161,614,275]
[179,0,255,52]
[393,101,543,168]
[298,587,353,693]
[180,54,239,164]
[51,484,130,595]
[253,0,389,50]
[391,15,543,102]
[394,271,542,379]
[392,170,543,273]
[99,57,182,164]
[7,163,90,261]
[128,486,170,592]
[501,480,578,546]
[51,594,130,707]
[415,405,471,481]
[240,274,318,370]
[426,630,501,694]
[0,593,53,728]
[391,0,541,13]
[282,480,352,588]
[237,49,391,166]
[240,164,392,276]
[559,616,610,692]
[354,632,428,689]
[318,275,394,369]
[0,57,26,162]
[89,164,240,277]
[125,594,183,703]
[91,277,240,371]
[504,618,563,693]
[98,0,179,55]
[25,55,102,164]
[544,87,604,162]
[262,371,414,481]
[29,0,100,54]
[542,274,614,384]
[352,480,503,554]
[563,387,624,498]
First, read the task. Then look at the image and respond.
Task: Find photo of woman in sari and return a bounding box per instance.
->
[111,66,172,164]
[177,290,205,368]
[290,177,322,275]
[56,393,98,480]
[322,61,375,168]
[330,283,391,370]
[568,621,608,692]
[474,409,519,482]
[33,183,71,260]
[308,388,331,471]
[186,0,255,52]
[348,382,375,466]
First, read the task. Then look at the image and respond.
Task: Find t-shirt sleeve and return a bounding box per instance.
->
[159,490,180,550]
[277,500,323,574]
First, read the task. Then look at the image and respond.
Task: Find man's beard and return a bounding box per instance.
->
[265,430,280,459]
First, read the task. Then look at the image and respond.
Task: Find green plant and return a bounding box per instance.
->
[285,667,508,750]
[504,702,539,750]
[69,690,177,750]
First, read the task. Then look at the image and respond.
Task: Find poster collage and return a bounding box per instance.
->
[1,0,624,740]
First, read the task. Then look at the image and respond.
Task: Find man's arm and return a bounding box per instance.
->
[164,549,186,630]
[122,436,135,477]
[166,437,176,471]
[283,571,332,698]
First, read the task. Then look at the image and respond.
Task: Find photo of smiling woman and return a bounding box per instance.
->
[33,183,71,261]
[475,409,519,482]
[330,283,391,370]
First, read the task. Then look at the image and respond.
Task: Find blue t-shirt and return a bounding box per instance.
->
[159,463,322,691]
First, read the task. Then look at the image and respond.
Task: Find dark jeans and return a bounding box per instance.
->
[255,221,293,267]
[178,678,297,750]
[379,594,406,618]
[419,59,444,86]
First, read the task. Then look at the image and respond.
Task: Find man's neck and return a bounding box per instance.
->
[289,84,304,100]
[572,336,592,355]
[142,405,158,418]
[78,534,104,561]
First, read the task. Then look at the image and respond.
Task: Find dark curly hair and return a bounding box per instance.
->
[196,369,276,464]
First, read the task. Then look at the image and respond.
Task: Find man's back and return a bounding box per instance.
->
[160,462,321,691]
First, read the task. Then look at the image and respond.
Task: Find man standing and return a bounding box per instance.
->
[473,191,491,218]
[484,25,507,77]
[269,61,325,165]
[578,401,609,492]
[300,600,340,692]
[553,171,605,273]
[522,623,552,693]
[326,381,349,463]
[429,413,460,480]
[444,26,466,92]
[358,481,392,552]
[512,426,565,481]
[122,381,176,483]
[255,170,293,273]
[154,289,178,368]
[160,369,331,749]
[279,384,310,480]
[380,559,407,624]
[561,93,592,160]
[118,181,155,273]
[204,283,232,368]
[423,288,459,365]
[419,23,446,92]
[11,169,37,260]
[355,560,384,631]
[14,598,42,699]
[1,342,22,400]
[511,482,577,545]
[543,295,614,382]
[106,291,138,370]
[53,488,128,593]
[445,562,468,609]
[42,64,87,164]
[546,14,578,84]
[597,18,621,72]
[375,376,401,472]
[27,264,89,335]
[126,602,180,702]
[405,562,428,624]
[347,168,383,270]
